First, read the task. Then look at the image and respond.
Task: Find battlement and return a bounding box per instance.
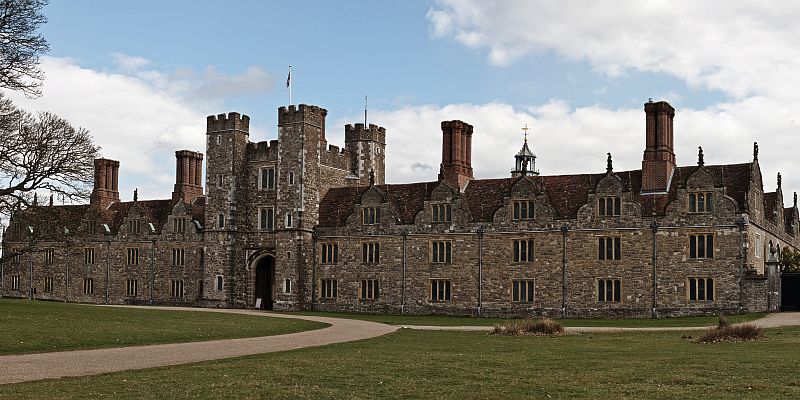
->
[345,123,386,143]
[207,112,250,134]
[278,104,328,126]
[321,143,351,170]
[246,139,280,161]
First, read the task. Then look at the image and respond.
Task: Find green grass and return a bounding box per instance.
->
[3,327,799,399]
[292,310,766,327]
[0,299,327,355]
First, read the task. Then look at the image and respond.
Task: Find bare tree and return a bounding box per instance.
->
[0,91,99,218]
[0,0,49,97]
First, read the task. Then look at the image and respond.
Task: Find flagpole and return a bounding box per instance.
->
[364,94,368,126]
[288,65,292,106]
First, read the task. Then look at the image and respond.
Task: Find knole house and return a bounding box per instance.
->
[1,100,794,317]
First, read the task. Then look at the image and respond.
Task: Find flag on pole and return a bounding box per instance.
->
[286,66,291,88]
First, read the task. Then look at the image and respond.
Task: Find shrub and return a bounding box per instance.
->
[697,317,763,343]
[492,318,564,336]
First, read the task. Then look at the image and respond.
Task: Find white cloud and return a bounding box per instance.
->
[110,52,150,71]
[428,1,800,101]
[6,57,206,202]
[424,0,800,196]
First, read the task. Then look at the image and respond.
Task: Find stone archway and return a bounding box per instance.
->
[254,255,275,310]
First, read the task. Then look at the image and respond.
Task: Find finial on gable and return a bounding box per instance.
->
[606,152,613,173]
[49,194,53,207]
[778,172,782,189]
[754,142,759,161]
[369,170,375,186]
[133,188,138,202]
[794,192,797,207]
[697,146,704,166]
[33,192,38,206]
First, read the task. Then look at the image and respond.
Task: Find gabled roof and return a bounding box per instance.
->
[318,162,753,226]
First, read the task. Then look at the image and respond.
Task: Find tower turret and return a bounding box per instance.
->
[512,124,538,177]
[344,123,386,186]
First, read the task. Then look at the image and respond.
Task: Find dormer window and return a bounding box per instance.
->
[432,204,452,223]
[689,192,714,213]
[128,219,140,234]
[598,197,621,217]
[362,207,381,225]
[512,200,535,220]
[174,217,186,233]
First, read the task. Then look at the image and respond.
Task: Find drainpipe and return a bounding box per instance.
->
[105,239,110,304]
[28,251,33,300]
[650,220,659,319]
[401,230,407,315]
[477,225,485,317]
[311,230,318,311]
[561,224,569,318]
[0,224,4,299]
[64,247,69,303]
[737,217,747,313]
[150,239,156,304]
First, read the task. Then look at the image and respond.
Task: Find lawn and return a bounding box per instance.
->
[1,326,798,399]
[0,299,326,355]
[292,310,766,327]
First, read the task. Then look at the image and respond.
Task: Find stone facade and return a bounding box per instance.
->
[1,100,795,317]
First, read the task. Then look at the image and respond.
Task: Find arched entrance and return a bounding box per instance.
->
[254,255,275,310]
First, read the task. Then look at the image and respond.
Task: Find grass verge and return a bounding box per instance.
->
[0,299,327,355]
[2,327,800,399]
[292,310,766,327]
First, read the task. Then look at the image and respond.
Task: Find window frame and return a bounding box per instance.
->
[597,278,622,303]
[259,166,276,190]
[258,207,275,231]
[361,242,380,264]
[598,196,622,217]
[431,240,452,264]
[83,278,94,295]
[172,248,186,266]
[512,279,535,303]
[360,279,379,300]
[215,275,224,291]
[687,277,715,303]
[362,207,381,225]
[689,233,714,259]
[170,279,185,298]
[597,237,622,261]
[512,200,535,221]
[320,278,338,299]
[430,279,452,302]
[431,203,453,223]
[512,239,534,263]
[320,243,340,264]
[127,279,138,297]
[688,191,715,213]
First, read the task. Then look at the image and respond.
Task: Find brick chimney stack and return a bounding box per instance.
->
[172,150,204,204]
[438,120,474,190]
[641,100,676,194]
[90,158,120,208]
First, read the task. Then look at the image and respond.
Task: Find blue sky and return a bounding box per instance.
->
[8,1,800,202]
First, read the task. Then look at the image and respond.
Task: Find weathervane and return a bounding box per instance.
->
[521,124,530,143]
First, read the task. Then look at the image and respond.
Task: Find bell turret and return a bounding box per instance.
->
[512,124,538,177]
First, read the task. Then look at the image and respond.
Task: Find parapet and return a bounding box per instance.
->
[344,123,386,143]
[207,112,250,134]
[321,144,351,170]
[246,139,280,162]
[278,104,328,126]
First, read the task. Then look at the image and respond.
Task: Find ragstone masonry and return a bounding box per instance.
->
[1,100,795,317]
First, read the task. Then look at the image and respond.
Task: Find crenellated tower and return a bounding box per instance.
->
[344,123,386,186]
[204,112,250,305]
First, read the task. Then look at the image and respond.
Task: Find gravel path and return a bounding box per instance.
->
[0,306,397,385]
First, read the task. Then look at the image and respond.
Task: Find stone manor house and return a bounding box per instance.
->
[1,100,795,317]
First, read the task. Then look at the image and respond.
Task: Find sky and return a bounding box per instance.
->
[6,0,800,205]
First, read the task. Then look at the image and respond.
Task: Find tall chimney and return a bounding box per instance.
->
[438,120,474,190]
[172,150,204,204]
[90,158,120,208]
[641,100,676,194]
